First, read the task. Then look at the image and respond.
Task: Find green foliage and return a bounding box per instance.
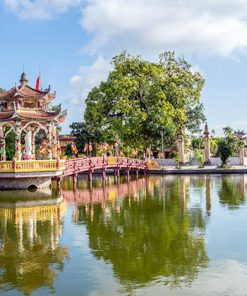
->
[194,149,204,167]
[191,134,221,157]
[218,176,245,209]
[223,126,233,137]
[84,51,205,148]
[218,129,244,166]
[69,122,104,154]
[210,137,221,157]
[5,128,15,160]
[0,88,5,93]
[173,151,181,167]
[191,136,204,149]
[64,144,73,157]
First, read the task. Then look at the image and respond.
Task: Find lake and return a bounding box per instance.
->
[0,174,247,295]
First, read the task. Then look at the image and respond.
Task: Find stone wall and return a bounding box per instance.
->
[156,157,247,167]
[210,157,240,166]
[156,159,177,166]
[0,177,51,190]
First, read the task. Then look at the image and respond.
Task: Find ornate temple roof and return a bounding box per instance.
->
[0,73,55,102]
[234,130,246,140]
[0,73,67,123]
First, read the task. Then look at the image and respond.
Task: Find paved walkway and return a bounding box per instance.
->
[149,165,247,175]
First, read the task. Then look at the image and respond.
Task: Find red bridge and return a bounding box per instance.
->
[58,157,147,185]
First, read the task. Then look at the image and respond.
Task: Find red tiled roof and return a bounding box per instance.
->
[0,88,16,99]
[59,136,76,141]
[0,112,14,119]
[17,110,60,119]
[16,85,49,97]
[0,85,54,101]
[0,110,61,121]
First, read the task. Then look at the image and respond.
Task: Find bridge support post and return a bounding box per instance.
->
[126,168,130,181]
[136,169,139,178]
[88,170,93,182]
[102,168,107,180]
[114,168,120,178]
[73,174,77,188]
[56,177,61,190]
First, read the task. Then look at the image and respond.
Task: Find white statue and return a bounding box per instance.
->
[25,127,32,156]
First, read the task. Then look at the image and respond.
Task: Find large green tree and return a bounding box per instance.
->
[84,51,205,149]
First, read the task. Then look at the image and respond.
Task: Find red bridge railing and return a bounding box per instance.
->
[62,156,147,177]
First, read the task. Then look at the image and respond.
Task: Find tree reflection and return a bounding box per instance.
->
[75,176,208,290]
[0,192,68,296]
[218,175,246,209]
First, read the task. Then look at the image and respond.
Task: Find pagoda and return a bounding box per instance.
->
[0,73,66,160]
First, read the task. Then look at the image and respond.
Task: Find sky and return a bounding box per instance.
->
[1,0,247,135]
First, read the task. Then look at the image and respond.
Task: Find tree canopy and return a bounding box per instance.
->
[218,126,244,166]
[84,51,205,149]
[68,122,104,155]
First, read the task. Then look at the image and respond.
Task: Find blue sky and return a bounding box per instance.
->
[1,0,247,135]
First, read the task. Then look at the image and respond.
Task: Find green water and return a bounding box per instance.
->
[0,174,247,295]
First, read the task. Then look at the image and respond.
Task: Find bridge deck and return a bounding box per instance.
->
[62,156,147,177]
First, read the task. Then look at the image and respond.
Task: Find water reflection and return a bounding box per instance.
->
[218,175,247,209]
[0,190,68,296]
[1,174,247,295]
[64,176,209,291]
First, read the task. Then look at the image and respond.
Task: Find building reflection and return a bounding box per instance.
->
[0,190,68,296]
[65,176,209,291]
[206,175,212,214]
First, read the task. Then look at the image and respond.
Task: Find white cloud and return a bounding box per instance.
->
[69,56,112,107]
[80,0,247,57]
[3,0,82,20]
[215,120,247,129]
[5,0,247,56]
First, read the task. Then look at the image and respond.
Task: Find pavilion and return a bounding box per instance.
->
[0,73,66,161]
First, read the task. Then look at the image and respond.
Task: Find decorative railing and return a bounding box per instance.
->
[0,157,150,175]
[63,156,147,176]
[0,159,65,173]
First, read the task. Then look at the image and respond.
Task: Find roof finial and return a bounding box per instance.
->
[204,122,209,134]
[20,72,28,86]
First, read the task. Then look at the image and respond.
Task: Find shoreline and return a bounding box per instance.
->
[147,165,247,175]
